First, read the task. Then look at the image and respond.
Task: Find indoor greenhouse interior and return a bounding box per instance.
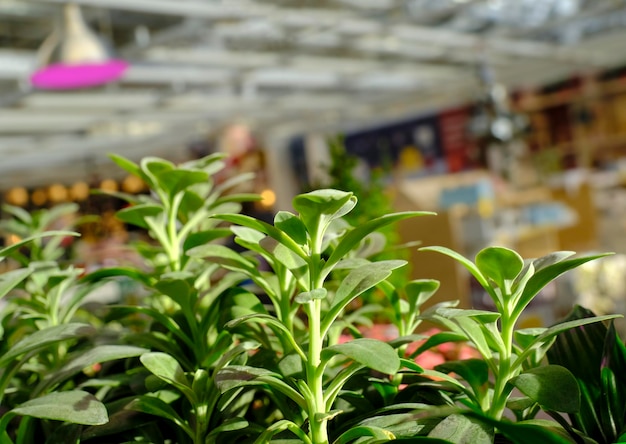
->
[2,1,626,443]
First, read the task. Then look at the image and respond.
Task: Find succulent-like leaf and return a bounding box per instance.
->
[428,414,493,444]
[0,323,94,367]
[274,211,308,245]
[476,246,524,291]
[10,391,108,425]
[511,365,580,413]
[322,338,400,375]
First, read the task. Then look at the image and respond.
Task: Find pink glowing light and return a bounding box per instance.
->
[30,59,129,90]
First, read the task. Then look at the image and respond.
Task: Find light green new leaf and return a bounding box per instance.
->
[0,323,95,367]
[476,246,524,290]
[322,338,400,375]
[274,211,308,245]
[511,365,580,413]
[292,189,355,235]
[11,390,108,425]
[294,288,327,304]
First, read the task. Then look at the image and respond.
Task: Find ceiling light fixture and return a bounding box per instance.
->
[30,3,128,90]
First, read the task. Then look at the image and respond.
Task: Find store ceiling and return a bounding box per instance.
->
[1,0,626,189]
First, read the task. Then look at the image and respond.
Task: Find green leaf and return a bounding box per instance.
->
[333,425,395,443]
[292,189,355,234]
[419,246,494,299]
[109,153,144,180]
[510,365,580,413]
[11,391,108,425]
[516,253,613,318]
[322,338,400,375]
[326,211,433,272]
[158,169,209,197]
[212,213,307,259]
[0,231,80,259]
[140,352,196,403]
[188,244,258,272]
[405,279,440,311]
[409,332,468,359]
[323,260,406,335]
[468,414,575,444]
[435,359,489,397]
[475,246,524,289]
[127,395,193,438]
[0,323,94,367]
[182,229,233,252]
[517,315,620,367]
[40,345,148,392]
[0,267,32,299]
[428,414,493,444]
[294,288,327,304]
[274,211,308,245]
[116,204,163,230]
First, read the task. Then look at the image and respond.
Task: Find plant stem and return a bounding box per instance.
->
[489,311,516,419]
[307,297,329,444]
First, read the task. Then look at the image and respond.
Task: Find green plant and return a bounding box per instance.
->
[80,153,264,443]
[413,246,619,442]
[190,188,433,443]
[0,149,621,444]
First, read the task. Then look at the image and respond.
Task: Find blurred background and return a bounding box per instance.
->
[2,0,626,326]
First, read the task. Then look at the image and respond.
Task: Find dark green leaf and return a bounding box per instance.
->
[0,323,94,367]
[11,391,108,425]
[127,395,192,438]
[333,425,394,443]
[40,345,147,392]
[322,338,400,375]
[182,229,233,252]
[435,359,489,396]
[510,365,580,413]
[116,204,163,230]
[428,414,493,444]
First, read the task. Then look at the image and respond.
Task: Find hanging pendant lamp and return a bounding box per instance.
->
[30,3,128,90]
